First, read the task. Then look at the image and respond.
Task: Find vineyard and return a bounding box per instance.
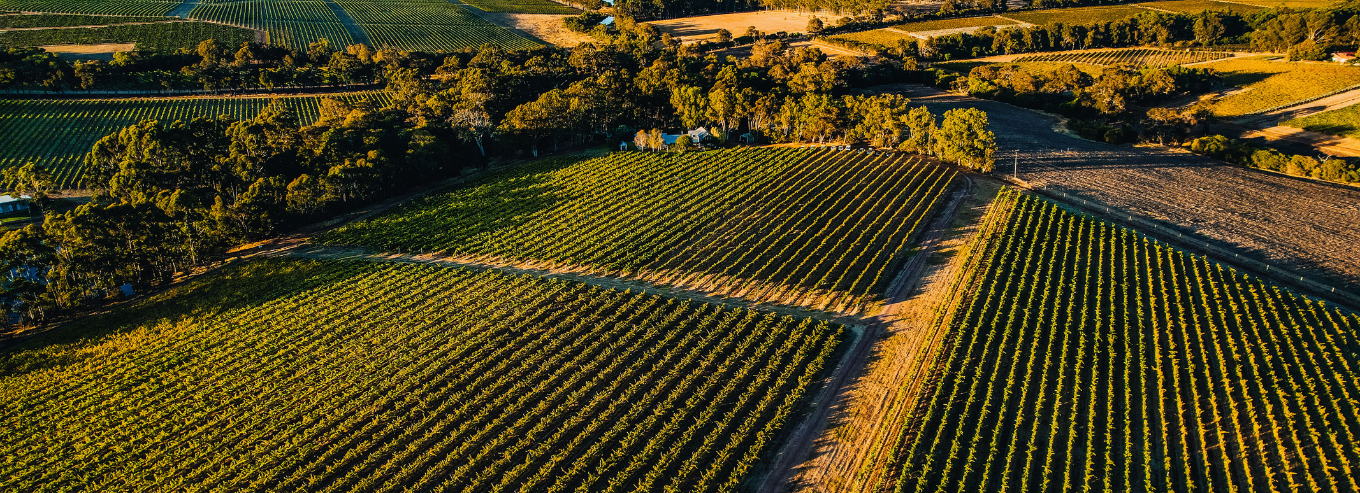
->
[881,190,1360,492]
[0,0,177,16]
[458,0,579,14]
[0,91,389,188]
[0,13,169,28]
[1013,48,1235,67]
[1002,5,1150,25]
[0,21,253,51]
[0,258,844,491]
[1203,55,1360,117]
[1136,0,1266,14]
[317,148,959,314]
[338,0,539,51]
[187,0,356,49]
[1283,103,1360,139]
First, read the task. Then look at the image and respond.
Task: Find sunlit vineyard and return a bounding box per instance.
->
[459,0,579,14]
[1014,48,1235,67]
[318,148,959,313]
[882,190,1360,492]
[0,91,389,188]
[338,0,539,51]
[0,0,176,16]
[188,0,355,49]
[0,258,844,491]
[0,21,254,51]
[0,14,168,28]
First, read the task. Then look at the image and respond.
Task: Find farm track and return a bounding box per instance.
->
[882,83,1360,300]
[761,177,977,493]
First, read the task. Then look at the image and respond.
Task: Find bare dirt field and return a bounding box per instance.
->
[651,11,818,42]
[479,12,595,46]
[882,83,1360,297]
[39,43,134,60]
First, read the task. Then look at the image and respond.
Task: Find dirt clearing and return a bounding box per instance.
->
[40,43,134,60]
[479,12,595,46]
[651,11,818,42]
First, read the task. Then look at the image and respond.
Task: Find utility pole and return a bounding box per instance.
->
[1013,150,1018,179]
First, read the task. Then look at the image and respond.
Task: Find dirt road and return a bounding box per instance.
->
[882,83,1360,296]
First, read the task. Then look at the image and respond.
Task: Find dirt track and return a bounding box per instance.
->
[882,83,1360,295]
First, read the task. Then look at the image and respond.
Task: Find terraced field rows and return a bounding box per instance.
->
[338,0,538,51]
[0,92,389,188]
[317,148,958,313]
[0,0,177,16]
[0,258,844,491]
[188,0,355,49]
[883,190,1360,492]
[1014,48,1234,67]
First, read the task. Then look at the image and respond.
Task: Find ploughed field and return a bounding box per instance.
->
[892,83,1360,294]
[882,191,1360,492]
[0,92,389,189]
[0,258,843,492]
[317,148,958,314]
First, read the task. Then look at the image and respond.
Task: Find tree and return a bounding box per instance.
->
[807,16,824,34]
[286,174,327,215]
[674,134,694,151]
[1194,11,1226,45]
[935,108,996,172]
[901,106,937,155]
[634,129,650,151]
[716,28,733,43]
[2,162,58,212]
[670,84,708,129]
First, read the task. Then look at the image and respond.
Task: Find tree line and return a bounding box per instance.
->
[0,27,995,325]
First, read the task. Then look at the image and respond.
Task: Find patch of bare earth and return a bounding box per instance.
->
[777,177,1004,493]
[480,12,595,46]
[651,11,818,42]
[885,83,1360,296]
[41,43,135,54]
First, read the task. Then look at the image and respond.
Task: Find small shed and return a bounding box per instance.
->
[738,132,755,143]
[687,127,711,142]
[619,141,629,151]
[0,194,31,214]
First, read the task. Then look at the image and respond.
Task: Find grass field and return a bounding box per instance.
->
[0,0,176,16]
[317,148,958,314]
[0,92,389,189]
[459,0,578,14]
[1013,48,1235,67]
[881,190,1360,492]
[0,257,844,491]
[1282,104,1360,139]
[1003,5,1150,25]
[1137,0,1267,13]
[0,21,253,51]
[1201,56,1360,117]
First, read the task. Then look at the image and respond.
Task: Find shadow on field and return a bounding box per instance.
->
[0,259,375,378]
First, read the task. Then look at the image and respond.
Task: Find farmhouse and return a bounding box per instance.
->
[1334,51,1356,63]
[0,194,31,214]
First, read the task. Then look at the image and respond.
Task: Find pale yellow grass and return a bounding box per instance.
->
[40,43,134,54]
[650,11,818,42]
[1202,55,1360,117]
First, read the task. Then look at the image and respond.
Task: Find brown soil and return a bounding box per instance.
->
[479,12,595,46]
[39,43,134,54]
[651,11,820,42]
[884,83,1360,298]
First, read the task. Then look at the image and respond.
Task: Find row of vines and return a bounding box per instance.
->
[317,148,958,314]
[1014,48,1235,66]
[0,91,389,188]
[0,258,844,492]
[880,189,1360,492]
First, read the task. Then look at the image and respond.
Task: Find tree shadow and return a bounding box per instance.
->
[0,258,379,378]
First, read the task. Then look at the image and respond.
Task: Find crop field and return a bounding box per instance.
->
[1283,103,1360,139]
[0,258,844,491]
[459,0,578,14]
[0,0,177,16]
[0,13,169,28]
[0,92,389,188]
[338,0,539,51]
[1013,48,1235,67]
[317,148,958,313]
[935,60,1105,76]
[1137,0,1266,13]
[188,0,355,49]
[0,21,253,51]
[891,15,1016,33]
[1202,56,1360,117]
[1002,5,1150,25]
[882,190,1360,492]
[830,29,915,48]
